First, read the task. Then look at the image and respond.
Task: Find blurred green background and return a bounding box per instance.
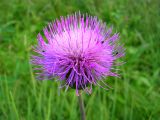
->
[0,0,160,120]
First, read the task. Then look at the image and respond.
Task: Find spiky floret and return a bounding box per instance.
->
[31,12,125,95]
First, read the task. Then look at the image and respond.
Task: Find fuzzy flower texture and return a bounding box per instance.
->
[31,12,125,95]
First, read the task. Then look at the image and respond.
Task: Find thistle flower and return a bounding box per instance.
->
[31,12,125,95]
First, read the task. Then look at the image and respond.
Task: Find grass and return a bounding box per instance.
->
[0,0,160,119]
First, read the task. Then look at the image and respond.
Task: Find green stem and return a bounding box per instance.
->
[78,94,86,120]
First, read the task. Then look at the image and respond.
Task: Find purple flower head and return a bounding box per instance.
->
[31,12,125,95]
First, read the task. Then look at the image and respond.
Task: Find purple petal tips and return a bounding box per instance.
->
[31,12,125,95]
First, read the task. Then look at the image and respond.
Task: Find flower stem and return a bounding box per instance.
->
[78,94,86,120]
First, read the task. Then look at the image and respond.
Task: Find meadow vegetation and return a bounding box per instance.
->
[0,0,160,119]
